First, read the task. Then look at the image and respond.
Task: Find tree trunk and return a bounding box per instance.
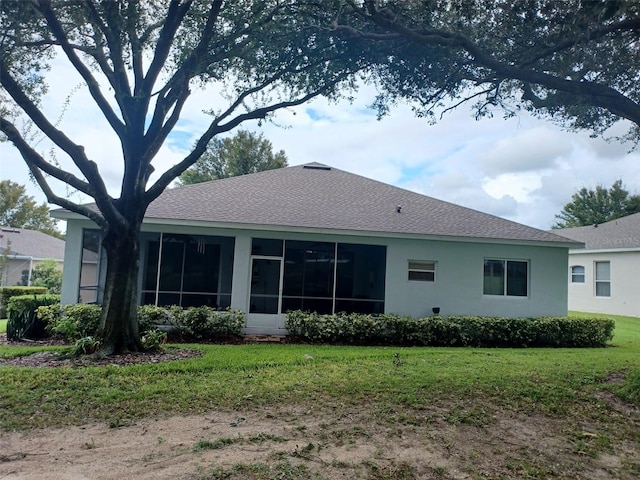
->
[98,225,143,355]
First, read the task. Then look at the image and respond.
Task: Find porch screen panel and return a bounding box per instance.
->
[335,244,386,314]
[141,234,233,308]
[78,229,103,303]
[282,240,334,314]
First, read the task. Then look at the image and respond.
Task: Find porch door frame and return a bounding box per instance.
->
[246,255,285,330]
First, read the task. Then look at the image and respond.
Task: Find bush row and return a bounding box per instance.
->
[285,311,615,348]
[28,303,244,342]
[0,286,48,318]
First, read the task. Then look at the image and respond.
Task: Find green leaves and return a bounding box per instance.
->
[285,311,615,348]
[0,181,61,238]
[554,179,640,228]
[178,130,288,185]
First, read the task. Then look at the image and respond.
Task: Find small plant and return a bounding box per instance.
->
[72,336,101,356]
[393,352,404,367]
[193,437,236,452]
[141,329,167,351]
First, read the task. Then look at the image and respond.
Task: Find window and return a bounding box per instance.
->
[571,265,585,283]
[483,259,528,297]
[595,261,610,297]
[408,261,436,282]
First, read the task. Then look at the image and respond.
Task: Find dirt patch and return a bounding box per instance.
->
[0,348,202,368]
[1,403,638,480]
[1,335,638,479]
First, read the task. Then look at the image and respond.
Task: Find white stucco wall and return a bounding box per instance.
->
[61,219,571,331]
[385,237,569,318]
[568,249,640,317]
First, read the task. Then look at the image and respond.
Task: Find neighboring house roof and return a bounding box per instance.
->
[55,163,577,246]
[0,226,65,260]
[552,212,640,250]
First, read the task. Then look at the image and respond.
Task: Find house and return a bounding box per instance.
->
[0,226,65,287]
[55,163,580,335]
[553,212,640,317]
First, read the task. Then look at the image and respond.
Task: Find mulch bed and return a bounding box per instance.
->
[0,333,202,368]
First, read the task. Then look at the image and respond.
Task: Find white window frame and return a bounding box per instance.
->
[408,261,436,282]
[570,265,585,283]
[483,259,529,297]
[594,261,611,297]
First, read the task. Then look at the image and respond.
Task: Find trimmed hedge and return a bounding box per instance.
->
[36,303,245,342]
[0,286,47,318]
[285,311,615,348]
[6,294,61,340]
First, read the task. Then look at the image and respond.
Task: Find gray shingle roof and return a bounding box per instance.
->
[552,212,640,250]
[141,163,573,245]
[0,227,65,260]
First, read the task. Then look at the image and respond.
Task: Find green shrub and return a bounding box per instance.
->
[6,294,60,340]
[0,286,47,318]
[36,303,245,343]
[30,259,63,294]
[285,312,615,348]
[141,329,168,351]
[38,303,102,341]
[137,304,184,333]
[182,306,245,340]
[72,336,101,356]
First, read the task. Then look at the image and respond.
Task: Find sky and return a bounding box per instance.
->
[2,59,639,232]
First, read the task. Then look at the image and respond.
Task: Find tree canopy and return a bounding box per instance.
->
[333,0,640,144]
[178,130,288,185]
[0,0,371,354]
[553,180,640,228]
[0,180,61,238]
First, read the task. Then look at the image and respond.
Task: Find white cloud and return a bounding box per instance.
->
[2,60,640,232]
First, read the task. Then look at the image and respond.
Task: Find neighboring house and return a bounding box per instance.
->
[0,226,65,287]
[55,163,580,335]
[553,212,640,317]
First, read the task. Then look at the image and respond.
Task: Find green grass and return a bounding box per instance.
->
[0,319,6,334]
[0,313,638,431]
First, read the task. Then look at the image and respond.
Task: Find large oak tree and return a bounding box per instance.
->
[333,0,640,143]
[0,0,369,354]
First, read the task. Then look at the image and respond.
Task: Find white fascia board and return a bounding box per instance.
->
[57,210,578,249]
[9,254,65,262]
[141,217,580,249]
[569,247,640,255]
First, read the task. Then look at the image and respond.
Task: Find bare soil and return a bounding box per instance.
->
[1,340,639,479]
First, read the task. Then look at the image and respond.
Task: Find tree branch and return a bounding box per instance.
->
[0,116,94,197]
[144,79,341,204]
[349,1,640,128]
[36,0,126,137]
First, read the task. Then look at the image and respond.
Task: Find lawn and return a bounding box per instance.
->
[1,313,638,430]
[0,319,6,334]
[0,313,638,479]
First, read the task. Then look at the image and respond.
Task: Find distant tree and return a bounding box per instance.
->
[179,130,288,185]
[0,180,61,238]
[30,258,63,294]
[553,180,640,228]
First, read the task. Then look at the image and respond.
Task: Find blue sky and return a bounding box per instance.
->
[2,64,639,231]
